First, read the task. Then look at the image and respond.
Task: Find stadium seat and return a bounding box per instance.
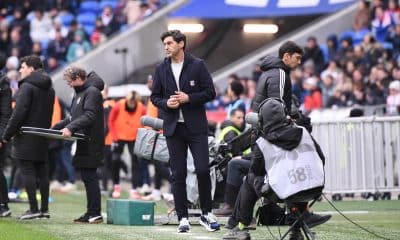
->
[100,0,118,10]
[79,1,100,14]
[77,12,97,26]
[59,13,75,26]
[82,24,96,35]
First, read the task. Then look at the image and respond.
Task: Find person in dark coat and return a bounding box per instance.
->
[252,41,304,114]
[52,66,104,224]
[0,56,12,218]
[150,30,219,233]
[1,55,55,220]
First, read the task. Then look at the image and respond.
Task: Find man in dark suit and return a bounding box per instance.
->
[151,30,220,233]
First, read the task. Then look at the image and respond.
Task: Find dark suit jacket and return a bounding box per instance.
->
[151,53,216,137]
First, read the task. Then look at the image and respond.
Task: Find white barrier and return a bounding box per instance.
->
[312,116,400,194]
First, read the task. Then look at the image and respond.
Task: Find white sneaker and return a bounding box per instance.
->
[199,213,220,232]
[177,217,190,233]
[142,190,161,201]
[162,192,174,202]
[60,182,77,193]
[139,184,151,195]
[49,181,63,192]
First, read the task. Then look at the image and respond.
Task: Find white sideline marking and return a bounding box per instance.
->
[193,237,219,240]
[317,211,369,214]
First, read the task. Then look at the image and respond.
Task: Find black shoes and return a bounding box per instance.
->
[74,213,103,224]
[18,210,41,220]
[0,205,11,217]
[286,211,331,228]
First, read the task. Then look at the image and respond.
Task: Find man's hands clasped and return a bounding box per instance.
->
[167,91,189,109]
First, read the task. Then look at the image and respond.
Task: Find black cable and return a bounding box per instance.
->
[322,193,393,240]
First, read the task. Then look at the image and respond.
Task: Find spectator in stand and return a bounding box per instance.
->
[386,80,400,115]
[371,6,396,42]
[29,9,52,43]
[101,5,120,37]
[66,30,92,62]
[326,87,347,108]
[48,19,68,40]
[387,0,400,24]
[321,60,342,85]
[7,28,31,57]
[47,30,68,62]
[44,56,60,72]
[366,66,388,105]
[303,77,323,112]
[291,67,304,102]
[302,36,325,74]
[337,37,354,66]
[326,34,339,61]
[353,45,369,67]
[386,23,400,59]
[9,8,30,39]
[66,20,89,45]
[31,42,45,61]
[353,0,371,32]
[90,18,107,48]
[123,0,141,25]
[321,74,336,107]
[361,34,384,68]
[138,2,153,21]
[5,56,19,72]
[0,22,8,53]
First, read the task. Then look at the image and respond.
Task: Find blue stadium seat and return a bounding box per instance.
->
[80,1,100,14]
[100,0,118,10]
[59,13,75,26]
[83,24,96,35]
[77,12,97,26]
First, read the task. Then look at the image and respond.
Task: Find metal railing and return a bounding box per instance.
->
[312,116,400,194]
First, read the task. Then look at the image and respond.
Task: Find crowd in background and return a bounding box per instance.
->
[207,0,400,116]
[0,0,166,83]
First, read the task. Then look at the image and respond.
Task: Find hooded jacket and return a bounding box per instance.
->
[53,71,104,168]
[3,69,55,161]
[250,99,325,176]
[0,72,11,138]
[252,55,292,114]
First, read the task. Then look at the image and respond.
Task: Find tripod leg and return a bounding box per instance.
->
[301,222,315,240]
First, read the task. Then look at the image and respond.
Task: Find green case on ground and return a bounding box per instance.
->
[107,199,155,226]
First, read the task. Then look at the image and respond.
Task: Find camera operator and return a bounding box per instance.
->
[223,40,330,240]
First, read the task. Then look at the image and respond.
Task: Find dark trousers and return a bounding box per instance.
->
[18,159,49,212]
[0,148,8,206]
[154,161,171,190]
[166,123,212,220]
[111,140,141,188]
[226,159,251,187]
[100,145,112,191]
[230,173,259,226]
[80,168,101,215]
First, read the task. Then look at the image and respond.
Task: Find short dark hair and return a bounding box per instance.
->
[161,30,186,50]
[20,55,43,70]
[63,66,87,80]
[229,80,244,97]
[230,108,245,118]
[278,41,304,59]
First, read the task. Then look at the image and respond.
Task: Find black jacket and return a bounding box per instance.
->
[53,71,104,168]
[0,72,12,137]
[3,70,55,161]
[252,55,292,114]
[151,53,216,137]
